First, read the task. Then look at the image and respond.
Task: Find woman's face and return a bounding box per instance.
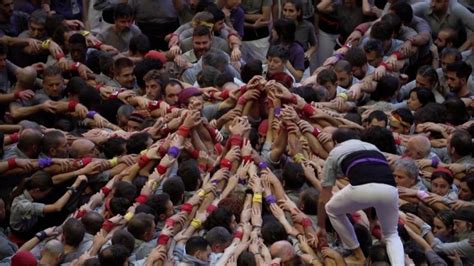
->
[407,91,422,111]
[282,3,300,21]
[394,167,415,188]
[431,177,450,196]
[433,217,451,238]
[458,181,473,201]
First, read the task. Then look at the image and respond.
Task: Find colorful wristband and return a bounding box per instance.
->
[167,146,181,158]
[156,164,168,175]
[9,132,19,143]
[265,195,277,204]
[138,154,150,168]
[181,203,193,214]
[86,111,97,119]
[220,158,232,170]
[7,158,17,170]
[258,161,268,170]
[191,218,202,229]
[39,157,53,168]
[157,234,170,246]
[68,100,78,112]
[101,187,111,197]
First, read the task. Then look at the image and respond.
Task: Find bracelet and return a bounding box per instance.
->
[229,135,242,146]
[293,153,305,164]
[86,111,97,119]
[312,127,321,138]
[337,92,348,101]
[431,158,439,168]
[237,96,247,105]
[80,30,91,37]
[392,51,402,60]
[41,39,51,50]
[274,107,281,117]
[124,212,134,221]
[147,100,161,111]
[35,231,48,241]
[290,94,297,104]
[165,218,175,227]
[55,52,65,61]
[191,218,202,229]
[302,103,315,117]
[102,220,115,232]
[258,161,268,170]
[242,155,253,163]
[252,192,263,203]
[94,41,103,50]
[70,62,81,72]
[198,189,206,197]
[68,100,78,112]
[206,204,217,214]
[156,164,167,175]
[265,195,277,204]
[9,132,19,143]
[138,154,150,168]
[39,157,53,168]
[215,143,223,155]
[167,146,181,158]
[334,53,344,61]
[220,158,232,170]
[7,158,17,170]
[108,157,118,167]
[191,149,200,159]
[181,203,193,214]
[220,89,229,100]
[135,194,149,204]
[101,187,111,197]
[379,62,391,71]
[158,234,170,245]
[416,190,429,200]
[177,125,190,137]
[233,231,243,239]
[302,218,312,228]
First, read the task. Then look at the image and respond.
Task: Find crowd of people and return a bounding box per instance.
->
[0,0,473,265]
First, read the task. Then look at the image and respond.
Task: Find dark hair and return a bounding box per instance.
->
[185,236,209,256]
[435,210,455,231]
[114,3,134,20]
[193,24,212,37]
[410,87,436,106]
[267,44,289,62]
[81,211,104,235]
[443,96,469,126]
[206,226,233,246]
[440,48,462,61]
[65,77,101,110]
[29,9,48,25]
[300,188,319,215]
[114,57,134,76]
[146,193,172,220]
[390,2,413,24]
[393,108,414,125]
[449,129,473,157]
[178,159,202,191]
[99,52,114,77]
[364,39,384,57]
[282,161,306,190]
[237,251,257,266]
[126,132,151,154]
[114,181,137,202]
[417,65,439,88]
[204,207,234,233]
[111,229,135,256]
[284,0,304,21]
[134,58,163,89]
[129,34,150,55]
[197,66,221,88]
[41,130,65,155]
[345,47,368,67]
[334,60,352,73]
[372,75,399,101]
[241,59,263,83]
[218,195,244,223]
[446,61,472,81]
[43,65,63,78]
[68,33,87,48]
[362,126,398,154]
[413,103,447,124]
[370,21,393,42]
[332,128,361,143]
[261,219,288,245]
[380,13,402,35]
[110,197,131,216]
[355,223,373,257]
[368,110,388,125]
[0,43,7,56]
[431,170,454,186]
[206,4,225,22]
[291,85,327,103]
[369,245,390,264]
[317,68,337,85]
[127,213,155,240]
[461,175,474,200]
[63,218,86,247]
[202,50,228,71]
[162,177,185,205]
[99,245,129,266]
[272,18,296,45]
[101,137,127,159]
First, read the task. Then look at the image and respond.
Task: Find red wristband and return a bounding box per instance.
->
[156,164,167,175]
[206,204,217,214]
[56,52,65,61]
[95,83,104,92]
[102,220,115,232]
[379,62,391,71]
[147,100,161,111]
[9,132,19,143]
[312,127,321,138]
[290,94,297,104]
[135,194,149,204]
[70,62,81,71]
[177,125,190,137]
[94,41,103,50]
[220,89,230,100]
[101,187,111,197]
[392,51,402,60]
[242,155,253,163]
[214,143,224,155]
[165,218,175,227]
[138,154,150,168]
[157,234,170,246]
[302,218,313,228]
[14,92,20,99]
[75,209,87,219]
[81,156,92,166]
[237,96,247,105]
[229,135,242,146]
[191,149,200,159]
[7,158,17,170]
[181,203,193,214]
[220,158,232,169]
[302,103,315,117]
[68,100,78,112]
[233,231,243,240]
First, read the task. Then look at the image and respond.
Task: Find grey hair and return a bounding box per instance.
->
[394,158,419,179]
[43,239,64,256]
[205,226,232,246]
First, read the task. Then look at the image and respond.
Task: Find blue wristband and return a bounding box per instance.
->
[39,157,53,168]
[86,111,97,119]
[258,161,268,170]
[167,146,181,158]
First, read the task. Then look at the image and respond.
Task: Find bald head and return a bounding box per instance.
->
[270,240,295,262]
[70,138,96,158]
[16,66,37,89]
[405,135,431,159]
[18,128,43,157]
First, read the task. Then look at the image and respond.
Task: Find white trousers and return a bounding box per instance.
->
[325,183,405,266]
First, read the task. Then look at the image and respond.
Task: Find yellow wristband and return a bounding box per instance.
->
[124,212,134,221]
[337,93,348,101]
[198,189,206,197]
[140,149,147,156]
[80,30,90,37]
[41,39,51,50]
[293,153,305,164]
[191,219,202,229]
[252,193,263,203]
[147,179,157,191]
[108,157,118,167]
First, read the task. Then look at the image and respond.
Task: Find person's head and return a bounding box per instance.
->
[317,68,337,96]
[28,9,47,39]
[128,34,150,57]
[240,59,263,83]
[163,79,184,106]
[42,65,65,99]
[99,245,129,266]
[17,128,43,158]
[237,251,257,266]
[62,218,85,247]
[446,61,472,95]
[364,39,384,67]
[113,3,134,32]
[192,25,212,59]
[111,230,135,256]
[345,47,369,79]
[370,21,393,51]
[69,138,99,158]
[186,237,211,262]
[204,207,237,233]
[68,33,87,63]
[430,0,449,14]
[116,105,134,129]
[282,0,303,21]
[413,102,447,125]
[298,187,319,215]
[266,45,289,75]
[459,175,474,201]
[24,171,53,201]
[81,211,104,235]
[332,128,360,144]
[40,239,63,265]
[113,181,137,202]
[179,87,204,110]
[447,129,473,160]
[42,130,68,158]
[362,126,398,154]
[430,168,454,196]
[143,69,165,100]
[453,208,474,237]
[435,28,457,52]
[389,2,413,25]
[404,135,431,159]
[134,57,163,89]
[433,210,455,239]
[146,193,174,221]
[389,108,413,134]
[205,226,233,253]
[393,158,419,188]
[114,57,135,89]
[261,219,288,245]
[407,87,435,111]
[415,65,439,91]
[371,75,399,101]
[334,60,353,88]
[0,0,13,18]
[444,96,469,126]
[440,48,462,74]
[218,194,245,223]
[101,137,127,159]
[126,132,152,153]
[178,159,202,191]
[162,176,185,205]
[127,213,156,241]
[202,49,229,72]
[270,240,295,262]
[99,52,114,77]
[282,161,306,190]
[271,18,296,45]
[367,110,388,128]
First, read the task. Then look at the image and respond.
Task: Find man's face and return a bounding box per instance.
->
[441,54,456,74]
[446,71,464,93]
[115,17,132,32]
[115,66,135,89]
[196,246,212,262]
[366,50,382,67]
[394,167,415,188]
[435,31,450,52]
[352,65,368,80]
[453,219,471,235]
[415,74,432,89]
[213,20,225,32]
[145,79,161,100]
[51,136,69,158]
[29,21,45,39]
[192,34,212,59]
[267,56,285,75]
[164,84,182,105]
[0,0,13,18]
[43,74,65,98]
[127,120,141,132]
[335,70,352,88]
[187,95,204,111]
[69,43,87,63]
[431,0,448,13]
